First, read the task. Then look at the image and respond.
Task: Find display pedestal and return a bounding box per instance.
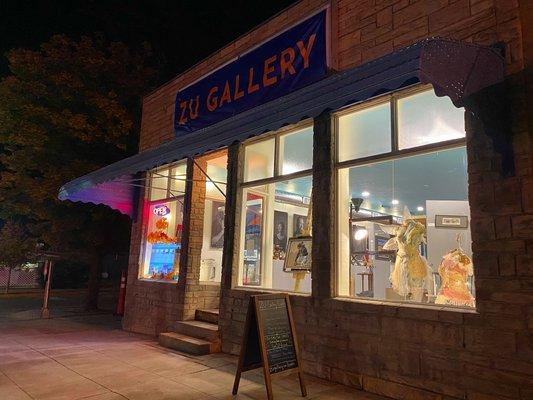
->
[292,271,307,292]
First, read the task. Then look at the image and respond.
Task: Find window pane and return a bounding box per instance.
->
[244,139,275,182]
[150,168,169,201]
[205,154,228,198]
[239,176,312,293]
[242,192,263,286]
[337,147,475,308]
[338,102,391,162]
[398,89,465,149]
[169,163,187,197]
[141,198,184,281]
[280,127,313,174]
[200,152,228,283]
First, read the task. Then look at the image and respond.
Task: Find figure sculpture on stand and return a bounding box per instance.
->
[382,207,432,302]
[435,233,475,307]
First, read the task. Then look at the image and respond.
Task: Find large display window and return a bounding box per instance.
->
[140,162,187,281]
[237,125,313,293]
[336,87,475,308]
[200,152,228,283]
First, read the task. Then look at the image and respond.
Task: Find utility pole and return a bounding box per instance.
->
[41,259,54,318]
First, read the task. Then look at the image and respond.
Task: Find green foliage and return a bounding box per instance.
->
[0,34,157,256]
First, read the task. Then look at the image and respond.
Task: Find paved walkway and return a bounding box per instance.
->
[0,299,388,400]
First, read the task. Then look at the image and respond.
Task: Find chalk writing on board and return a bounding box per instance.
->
[258,298,297,373]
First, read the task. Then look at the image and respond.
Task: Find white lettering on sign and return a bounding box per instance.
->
[153,205,171,216]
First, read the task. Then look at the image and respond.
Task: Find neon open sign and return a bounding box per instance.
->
[153,205,171,216]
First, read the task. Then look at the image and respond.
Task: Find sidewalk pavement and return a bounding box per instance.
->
[0,312,389,400]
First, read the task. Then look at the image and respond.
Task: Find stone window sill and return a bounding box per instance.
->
[199,281,221,286]
[137,278,178,284]
[232,286,311,297]
[333,295,478,314]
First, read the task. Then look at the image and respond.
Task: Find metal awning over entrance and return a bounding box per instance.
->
[58,37,504,217]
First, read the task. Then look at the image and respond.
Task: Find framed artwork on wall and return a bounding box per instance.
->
[375,234,391,261]
[273,211,288,259]
[293,214,308,237]
[283,237,312,271]
[210,201,225,248]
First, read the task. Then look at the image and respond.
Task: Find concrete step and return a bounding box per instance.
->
[159,332,220,355]
[175,320,219,342]
[195,309,219,324]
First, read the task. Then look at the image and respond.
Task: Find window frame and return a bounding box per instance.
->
[148,160,188,202]
[335,85,467,170]
[139,160,188,283]
[333,84,470,302]
[240,121,314,189]
[235,121,314,292]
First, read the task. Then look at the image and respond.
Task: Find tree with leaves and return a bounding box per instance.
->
[0,220,34,293]
[0,35,158,308]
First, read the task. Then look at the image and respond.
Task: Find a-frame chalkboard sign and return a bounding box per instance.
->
[232,293,307,399]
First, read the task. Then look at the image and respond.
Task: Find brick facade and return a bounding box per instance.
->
[123,0,532,398]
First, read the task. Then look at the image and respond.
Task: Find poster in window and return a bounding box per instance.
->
[375,234,391,261]
[244,202,262,286]
[210,201,225,248]
[293,214,308,237]
[273,211,288,260]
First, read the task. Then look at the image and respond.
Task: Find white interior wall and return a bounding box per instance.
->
[200,199,224,282]
[270,201,312,293]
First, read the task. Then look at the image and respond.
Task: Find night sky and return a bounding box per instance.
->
[0,0,297,82]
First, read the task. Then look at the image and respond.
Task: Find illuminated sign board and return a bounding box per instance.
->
[153,205,171,216]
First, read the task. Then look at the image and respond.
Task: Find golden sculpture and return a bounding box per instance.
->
[383,207,431,302]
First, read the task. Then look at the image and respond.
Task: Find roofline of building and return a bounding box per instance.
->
[141,0,308,102]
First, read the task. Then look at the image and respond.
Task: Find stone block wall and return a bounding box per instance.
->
[124,1,532,397]
[123,155,224,335]
[178,156,222,321]
[122,179,183,335]
[138,0,524,154]
[219,77,533,399]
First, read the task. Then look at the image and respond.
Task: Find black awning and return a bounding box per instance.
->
[59,38,504,216]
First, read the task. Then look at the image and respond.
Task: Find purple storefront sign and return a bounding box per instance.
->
[174,10,328,136]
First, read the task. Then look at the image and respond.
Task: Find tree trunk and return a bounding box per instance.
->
[5,267,12,294]
[85,256,102,311]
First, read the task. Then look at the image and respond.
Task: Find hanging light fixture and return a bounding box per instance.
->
[354,227,368,241]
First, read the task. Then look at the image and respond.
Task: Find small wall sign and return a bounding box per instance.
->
[435,215,468,229]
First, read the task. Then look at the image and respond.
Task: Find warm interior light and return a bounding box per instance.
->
[361,191,370,197]
[282,162,299,175]
[354,228,368,241]
[206,181,216,193]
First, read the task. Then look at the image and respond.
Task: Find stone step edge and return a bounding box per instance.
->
[174,320,220,341]
[158,332,220,355]
[195,309,219,324]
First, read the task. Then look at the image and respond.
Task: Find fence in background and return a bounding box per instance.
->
[0,267,40,289]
